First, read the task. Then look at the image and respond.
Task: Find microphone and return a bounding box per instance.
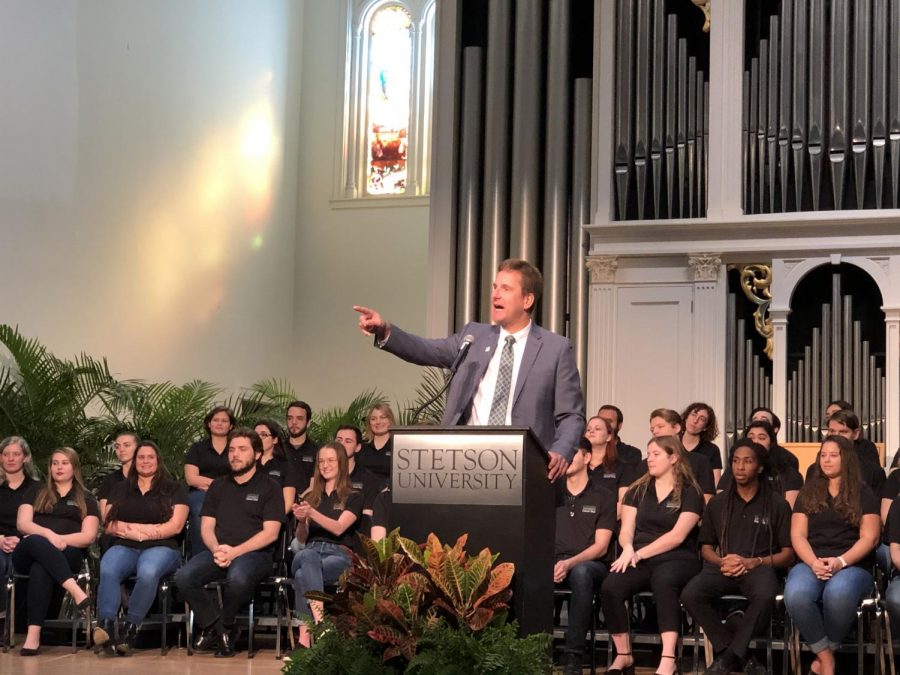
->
[410,334,475,425]
[449,334,475,373]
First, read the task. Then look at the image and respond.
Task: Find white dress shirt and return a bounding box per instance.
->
[468,321,532,426]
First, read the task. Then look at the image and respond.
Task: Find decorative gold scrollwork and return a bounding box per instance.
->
[691,0,711,33]
[739,264,774,360]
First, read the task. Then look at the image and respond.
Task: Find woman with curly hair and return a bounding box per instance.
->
[783,435,881,675]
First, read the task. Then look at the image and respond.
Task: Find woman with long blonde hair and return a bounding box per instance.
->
[600,435,704,675]
[13,447,100,655]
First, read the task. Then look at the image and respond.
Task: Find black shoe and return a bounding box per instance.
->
[192,626,219,653]
[20,646,40,656]
[93,617,116,647]
[608,652,636,675]
[705,650,740,674]
[115,621,138,656]
[561,652,582,675]
[215,625,240,658]
[742,656,767,675]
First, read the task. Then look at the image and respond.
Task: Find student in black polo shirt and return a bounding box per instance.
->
[646,408,716,500]
[555,438,616,675]
[885,495,900,633]
[97,431,139,518]
[285,400,318,480]
[824,400,880,466]
[878,466,900,572]
[175,428,284,658]
[358,403,395,482]
[813,410,886,495]
[184,406,235,558]
[749,407,800,471]
[94,441,189,655]
[370,485,392,541]
[0,436,39,616]
[681,440,794,675]
[255,419,305,512]
[681,402,723,485]
[718,420,803,507]
[291,442,364,648]
[13,447,99,655]
[784,436,881,675]
[597,404,643,465]
[335,425,383,522]
[601,435,704,675]
[585,417,636,517]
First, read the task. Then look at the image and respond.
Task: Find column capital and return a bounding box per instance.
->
[687,253,723,282]
[586,255,618,284]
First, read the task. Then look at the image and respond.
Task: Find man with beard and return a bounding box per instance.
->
[285,401,317,485]
[175,428,284,657]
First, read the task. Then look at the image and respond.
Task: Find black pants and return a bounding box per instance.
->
[11,535,84,627]
[601,556,701,634]
[681,564,779,660]
[556,560,609,657]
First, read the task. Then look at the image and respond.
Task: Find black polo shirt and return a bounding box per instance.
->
[308,488,365,548]
[349,462,384,511]
[717,467,803,497]
[588,460,637,497]
[106,476,189,550]
[771,444,800,471]
[286,437,319,474]
[201,470,284,549]
[29,487,100,536]
[691,440,723,471]
[881,469,900,501]
[372,486,392,530]
[856,437,880,467]
[886,497,900,545]
[616,440,642,465]
[0,476,39,536]
[357,437,393,482]
[794,484,879,560]
[184,438,230,482]
[258,456,306,492]
[555,480,616,559]
[97,467,128,501]
[624,478,704,560]
[699,487,791,559]
[636,452,715,495]
[805,453,885,494]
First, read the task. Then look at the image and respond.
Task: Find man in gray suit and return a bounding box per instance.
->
[354,259,585,481]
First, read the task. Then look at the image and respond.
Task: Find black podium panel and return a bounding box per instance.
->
[390,427,554,636]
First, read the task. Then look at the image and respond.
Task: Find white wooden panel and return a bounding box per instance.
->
[612,285,694,450]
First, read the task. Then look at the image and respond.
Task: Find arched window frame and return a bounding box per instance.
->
[334,0,435,205]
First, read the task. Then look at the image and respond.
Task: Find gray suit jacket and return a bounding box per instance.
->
[380,321,585,461]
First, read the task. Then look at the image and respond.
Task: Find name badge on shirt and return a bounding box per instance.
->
[603,472,616,479]
[302,456,313,463]
[66,499,77,507]
[664,499,679,511]
[582,505,597,514]
[352,481,363,490]
[753,515,769,526]
[269,470,282,477]
[246,493,260,502]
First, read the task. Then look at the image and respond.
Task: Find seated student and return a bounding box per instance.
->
[749,407,800,470]
[601,435,704,675]
[370,485,392,542]
[334,426,383,521]
[824,400,880,466]
[681,440,794,675]
[285,401,318,482]
[255,419,305,512]
[647,408,716,500]
[183,406,236,558]
[290,442,364,648]
[585,417,636,517]
[358,404,395,482]
[555,438,616,675]
[681,402,723,484]
[784,436,881,675]
[878,461,900,571]
[597,405,643,465]
[94,441,189,655]
[884,495,900,633]
[13,448,99,655]
[807,411,886,495]
[718,420,803,507]
[97,431,139,517]
[175,428,283,658]
[0,436,39,617]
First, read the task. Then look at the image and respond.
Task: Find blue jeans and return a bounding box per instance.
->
[291,541,351,619]
[556,560,608,657]
[784,562,873,653]
[98,545,181,624]
[187,489,207,559]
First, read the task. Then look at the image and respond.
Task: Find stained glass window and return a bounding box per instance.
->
[366,6,412,195]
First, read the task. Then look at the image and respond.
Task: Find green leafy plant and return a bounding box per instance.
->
[308,389,388,444]
[281,619,397,675]
[396,367,449,426]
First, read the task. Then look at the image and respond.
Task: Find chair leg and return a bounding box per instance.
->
[858,606,864,675]
[589,595,596,675]
[160,581,169,656]
[247,598,254,659]
[884,605,895,675]
[186,607,194,656]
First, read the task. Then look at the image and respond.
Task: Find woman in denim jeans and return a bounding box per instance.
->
[290,442,363,648]
[94,441,188,655]
[784,436,881,675]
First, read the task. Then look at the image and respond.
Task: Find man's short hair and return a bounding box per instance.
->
[336,425,364,446]
[827,399,852,412]
[828,409,860,431]
[228,427,264,455]
[498,259,543,313]
[750,406,781,431]
[598,404,624,427]
[577,437,592,454]
[286,400,312,420]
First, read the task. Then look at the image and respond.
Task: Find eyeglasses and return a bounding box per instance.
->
[257,432,272,438]
[318,458,338,466]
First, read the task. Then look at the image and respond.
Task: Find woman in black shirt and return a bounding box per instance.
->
[784,436,881,675]
[255,419,303,512]
[13,447,100,655]
[97,431,139,518]
[94,441,189,655]
[290,442,363,647]
[0,436,39,615]
[585,416,634,517]
[681,402,723,484]
[600,435,704,675]
[358,403,395,481]
[183,406,234,557]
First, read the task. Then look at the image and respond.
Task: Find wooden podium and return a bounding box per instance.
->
[389,426,554,636]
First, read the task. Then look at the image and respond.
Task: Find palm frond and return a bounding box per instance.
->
[309,390,388,444]
[396,367,449,426]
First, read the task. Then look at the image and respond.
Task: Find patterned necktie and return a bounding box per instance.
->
[488,336,516,425]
